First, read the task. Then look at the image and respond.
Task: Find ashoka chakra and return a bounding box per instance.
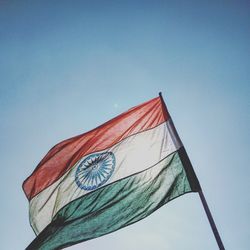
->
[75,152,115,191]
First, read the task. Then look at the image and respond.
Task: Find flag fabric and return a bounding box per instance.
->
[23,95,200,250]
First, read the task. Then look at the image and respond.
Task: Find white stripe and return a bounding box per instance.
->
[30,121,182,234]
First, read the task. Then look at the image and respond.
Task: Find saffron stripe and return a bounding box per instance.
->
[23,96,168,200]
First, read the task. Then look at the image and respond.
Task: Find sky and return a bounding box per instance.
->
[0,0,249,249]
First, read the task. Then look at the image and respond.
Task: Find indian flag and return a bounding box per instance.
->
[23,95,200,250]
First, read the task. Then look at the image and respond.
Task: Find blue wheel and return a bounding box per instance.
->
[75,152,116,190]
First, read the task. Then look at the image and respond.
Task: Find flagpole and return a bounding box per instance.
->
[158,92,225,250]
[198,190,225,250]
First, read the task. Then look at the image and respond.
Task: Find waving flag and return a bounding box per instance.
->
[23,94,200,250]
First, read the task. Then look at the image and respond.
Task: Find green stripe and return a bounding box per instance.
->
[27,151,194,250]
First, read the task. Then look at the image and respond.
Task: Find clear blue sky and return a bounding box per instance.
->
[0,1,249,249]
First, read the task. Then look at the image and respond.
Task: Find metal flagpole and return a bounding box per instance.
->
[158,92,225,250]
[198,190,225,250]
